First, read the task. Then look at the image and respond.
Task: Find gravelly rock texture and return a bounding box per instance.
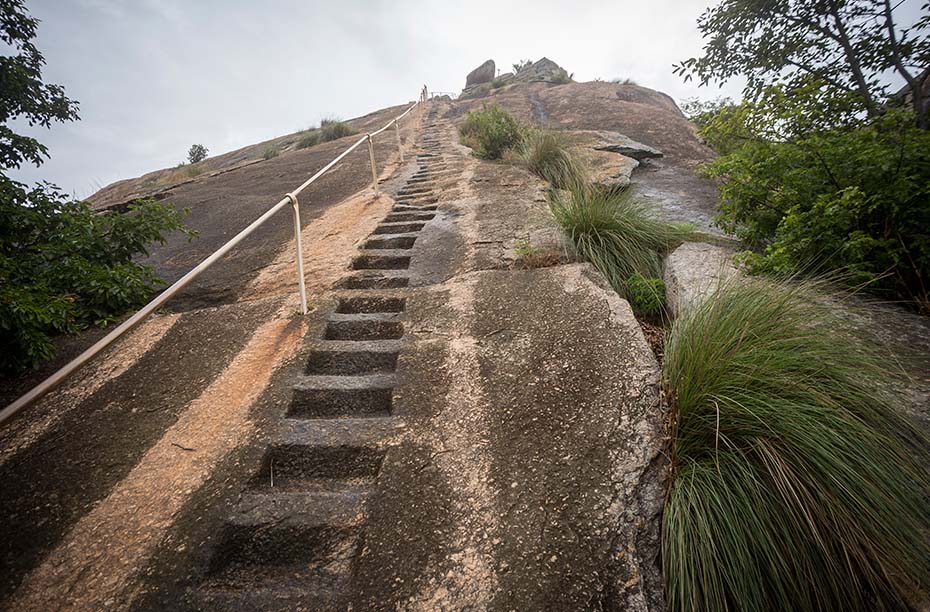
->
[663,241,738,318]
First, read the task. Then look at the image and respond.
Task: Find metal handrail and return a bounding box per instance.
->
[0,95,426,427]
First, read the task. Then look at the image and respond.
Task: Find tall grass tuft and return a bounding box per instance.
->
[296,129,321,149]
[663,277,930,611]
[516,129,588,190]
[319,118,355,141]
[550,186,692,295]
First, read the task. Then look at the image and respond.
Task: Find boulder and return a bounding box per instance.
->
[663,242,738,318]
[592,133,663,161]
[465,59,495,88]
[568,130,667,190]
[573,147,638,191]
[514,57,572,84]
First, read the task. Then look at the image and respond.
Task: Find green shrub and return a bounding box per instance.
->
[549,185,692,297]
[458,104,525,159]
[0,180,195,372]
[184,164,204,177]
[625,273,665,317]
[296,129,321,149]
[187,144,208,164]
[701,108,930,309]
[516,129,587,190]
[262,147,279,160]
[663,277,930,611]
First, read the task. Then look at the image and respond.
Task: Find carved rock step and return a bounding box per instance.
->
[394,194,438,205]
[248,444,385,491]
[364,235,417,250]
[335,271,410,290]
[351,251,411,271]
[196,490,371,611]
[273,415,400,448]
[306,339,402,376]
[397,186,433,197]
[336,296,405,314]
[384,212,435,223]
[289,373,397,418]
[392,205,437,214]
[371,222,426,235]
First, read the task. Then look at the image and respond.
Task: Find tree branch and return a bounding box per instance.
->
[827,0,879,117]
[883,0,928,127]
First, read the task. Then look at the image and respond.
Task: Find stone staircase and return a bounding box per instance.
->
[192,105,446,610]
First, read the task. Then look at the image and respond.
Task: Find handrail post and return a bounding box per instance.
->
[393,119,404,163]
[285,193,308,315]
[367,133,379,195]
[0,95,424,427]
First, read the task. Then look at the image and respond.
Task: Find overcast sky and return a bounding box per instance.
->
[8,0,921,198]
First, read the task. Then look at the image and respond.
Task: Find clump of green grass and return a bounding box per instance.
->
[262,146,279,160]
[458,104,524,160]
[663,277,930,611]
[296,129,321,149]
[319,117,355,141]
[549,186,692,296]
[184,164,204,177]
[516,129,588,190]
[295,118,355,151]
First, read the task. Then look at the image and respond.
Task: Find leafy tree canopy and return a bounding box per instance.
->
[0,0,79,168]
[0,0,194,373]
[675,0,930,129]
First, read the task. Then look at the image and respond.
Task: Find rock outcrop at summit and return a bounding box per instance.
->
[465,59,495,88]
[460,57,572,99]
[514,57,571,84]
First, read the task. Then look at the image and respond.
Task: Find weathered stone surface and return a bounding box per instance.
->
[458,82,493,100]
[465,59,496,88]
[569,130,641,191]
[492,72,514,87]
[514,57,571,84]
[664,241,737,317]
[591,132,664,161]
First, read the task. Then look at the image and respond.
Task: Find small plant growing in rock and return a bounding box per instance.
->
[262,147,279,160]
[512,59,533,72]
[458,104,524,160]
[514,237,538,259]
[184,164,204,177]
[625,273,665,318]
[512,237,560,269]
[491,77,509,89]
[187,144,208,164]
